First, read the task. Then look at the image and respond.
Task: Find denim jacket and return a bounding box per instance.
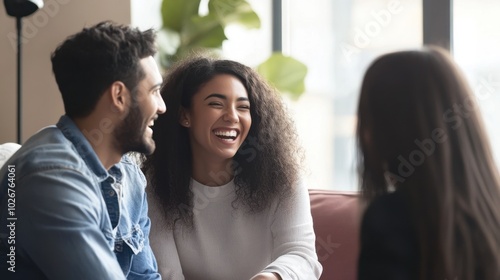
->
[0,116,160,280]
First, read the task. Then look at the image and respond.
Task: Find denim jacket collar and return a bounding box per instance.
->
[56,115,110,182]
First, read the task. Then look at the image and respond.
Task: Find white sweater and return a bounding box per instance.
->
[148,179,322,280]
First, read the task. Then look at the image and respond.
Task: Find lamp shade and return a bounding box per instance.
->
[4,0,43,17]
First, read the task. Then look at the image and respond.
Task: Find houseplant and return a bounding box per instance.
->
[158,0,307,99]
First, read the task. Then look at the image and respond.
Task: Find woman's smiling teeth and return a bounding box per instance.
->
[214,129,238,141]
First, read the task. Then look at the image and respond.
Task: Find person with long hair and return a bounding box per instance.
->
[142,56,322,280]
[356,46,500,279]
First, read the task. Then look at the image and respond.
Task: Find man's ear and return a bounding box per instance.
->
[179,107,191,127]
[109,81,129,113]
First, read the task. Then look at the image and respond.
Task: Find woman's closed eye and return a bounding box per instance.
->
[238,104,251,110]
[208,102,224,108]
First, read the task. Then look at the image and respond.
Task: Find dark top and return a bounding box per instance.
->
[358,189,419,280]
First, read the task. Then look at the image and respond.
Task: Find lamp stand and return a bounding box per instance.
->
[16,17,22,144]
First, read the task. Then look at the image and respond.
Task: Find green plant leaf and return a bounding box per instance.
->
[157,28,181,69]
[158,0,308,99]
[257,53,308,100]
[161,0,201,32]
[157,28,181,55]
[208,0,260,28]
[181,14,227,49]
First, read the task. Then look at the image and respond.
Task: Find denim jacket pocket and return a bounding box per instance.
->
[114,223,146,275]
[123,223,145,255]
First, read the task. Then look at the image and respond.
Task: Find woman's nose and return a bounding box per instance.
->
[223,107,238,123]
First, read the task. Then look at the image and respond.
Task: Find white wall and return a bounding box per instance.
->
[0,0,131,144]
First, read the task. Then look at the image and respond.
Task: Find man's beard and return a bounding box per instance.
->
[114,101,154,155]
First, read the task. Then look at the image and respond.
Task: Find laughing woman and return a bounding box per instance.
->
[142,56,322,280]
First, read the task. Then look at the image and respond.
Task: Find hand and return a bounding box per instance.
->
[250,272,282,280]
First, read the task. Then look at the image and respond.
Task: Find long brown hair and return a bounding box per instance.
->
[142,56,302,229]
[357,46,500,279]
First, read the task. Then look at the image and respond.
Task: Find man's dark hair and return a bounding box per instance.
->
[51,21,156,118]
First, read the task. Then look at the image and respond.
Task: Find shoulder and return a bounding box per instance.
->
[270,180,311,220]
[7,127,88,178]
[362,189,410,226]
[360,188,416,250]
[282,180,310,205]
[358,190,419,279]
[119,153,147,188]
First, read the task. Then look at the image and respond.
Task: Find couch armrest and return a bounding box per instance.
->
[0,142,21,169]
[309,189,361,280]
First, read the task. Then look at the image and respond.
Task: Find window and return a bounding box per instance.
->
[453,0,500,166]
[222,0,423,191]
[135,0,499,191]
[282,0,422,190]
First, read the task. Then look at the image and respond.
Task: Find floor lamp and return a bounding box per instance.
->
[3,0,44,144]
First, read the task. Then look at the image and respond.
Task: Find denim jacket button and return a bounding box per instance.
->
[108,190,115,196]
[114,242,123,252]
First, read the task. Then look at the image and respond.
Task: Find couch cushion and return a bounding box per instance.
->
[309,189,361,280]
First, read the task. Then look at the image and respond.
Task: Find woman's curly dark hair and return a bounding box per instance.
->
[142,56,303,229]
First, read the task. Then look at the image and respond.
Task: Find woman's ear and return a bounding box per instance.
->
[179,107,191,127]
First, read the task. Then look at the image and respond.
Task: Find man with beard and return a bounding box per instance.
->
[0,21,165,280]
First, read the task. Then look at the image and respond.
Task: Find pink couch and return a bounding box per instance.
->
[309,190,361,280]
